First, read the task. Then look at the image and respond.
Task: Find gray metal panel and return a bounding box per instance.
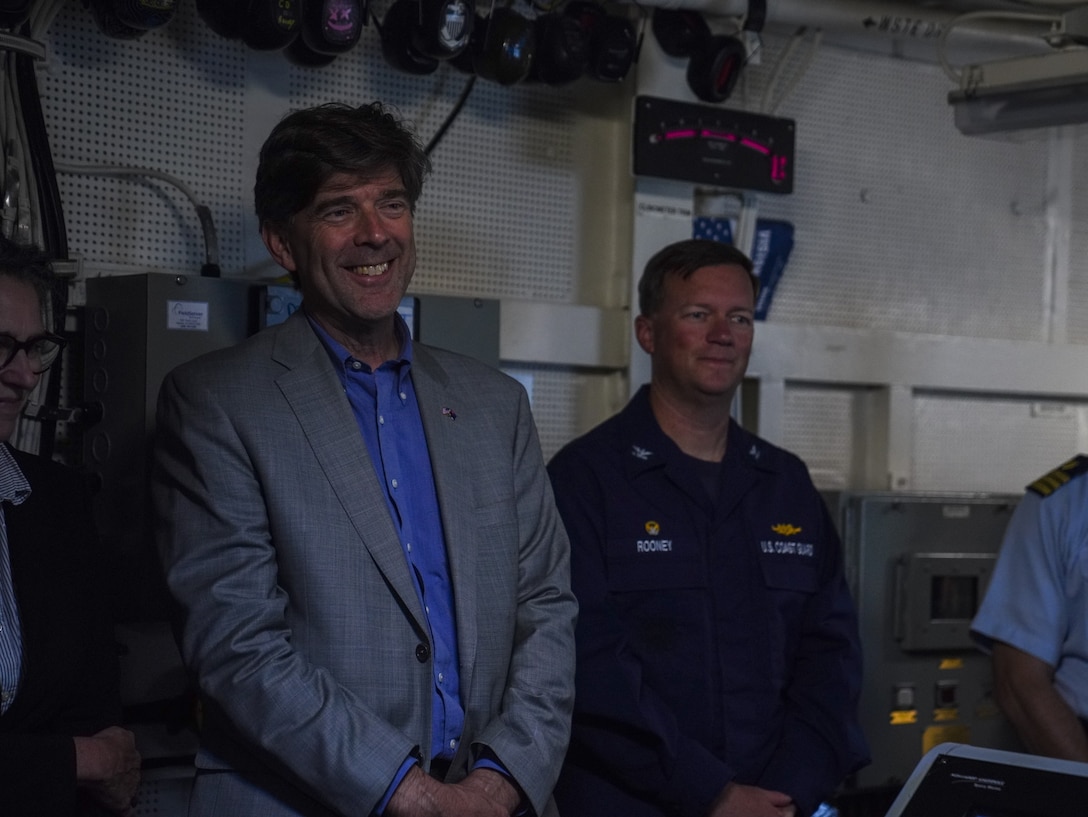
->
[840,492,1024,790]
[414,294,500,371]
[84,274,257,620]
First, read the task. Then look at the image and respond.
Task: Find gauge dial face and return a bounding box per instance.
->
[633,95,795,194]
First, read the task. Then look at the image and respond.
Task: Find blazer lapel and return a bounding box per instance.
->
[270,314,427,630]
[411,346,480,682]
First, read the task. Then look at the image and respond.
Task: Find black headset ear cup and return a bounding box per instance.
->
[589,14,635,82]
[285,32,339,65]
[529,12,588,86]
[686,34,746,102]
[448,11,484,74]
[0,0,33,28]
[473,7,535,86]
[117,0,176,29]
[410,0,473,60]
[86,0,147,39]
[381,0,440,75]
[241,0,300,50]
[564,1,634,82]
[196,0,243,39]
[298,0,363,55]
[651,8,709,58]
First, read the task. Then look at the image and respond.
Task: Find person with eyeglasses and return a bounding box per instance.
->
[0,235,142,816]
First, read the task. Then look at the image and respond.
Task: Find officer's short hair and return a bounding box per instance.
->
[638,239,759,317]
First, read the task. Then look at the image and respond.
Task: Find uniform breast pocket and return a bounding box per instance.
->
[605,536,706,593]
[759,557,820,595]
[605,537,708,659]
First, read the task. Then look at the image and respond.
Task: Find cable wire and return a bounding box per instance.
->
[53,162,221,274]
[424,74,477,156]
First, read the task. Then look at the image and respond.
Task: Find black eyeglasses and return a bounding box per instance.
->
[0,332,67,373]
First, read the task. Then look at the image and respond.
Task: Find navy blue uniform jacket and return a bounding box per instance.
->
[547,387,869,817]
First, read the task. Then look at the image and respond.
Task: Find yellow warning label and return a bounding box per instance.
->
[923,724,970,754]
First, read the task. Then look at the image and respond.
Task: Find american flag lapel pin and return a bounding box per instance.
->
[442,406,457,420]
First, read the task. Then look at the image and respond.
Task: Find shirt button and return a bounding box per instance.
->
[400,392,407,401]
[415,643,430,663]
[379,415,385,426]
[351,361,362,371]
[438,672,444,683]
[406,542,412,553]
[391,478,399,489]
[449,739,457,750]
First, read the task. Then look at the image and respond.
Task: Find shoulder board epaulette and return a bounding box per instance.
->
[1027,455,1088,497]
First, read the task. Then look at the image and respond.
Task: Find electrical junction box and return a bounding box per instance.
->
[838,492,1025,791]
[84,273,262,621]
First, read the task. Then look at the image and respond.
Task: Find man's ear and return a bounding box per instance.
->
[261,222,297,273]
[634,314,655,356]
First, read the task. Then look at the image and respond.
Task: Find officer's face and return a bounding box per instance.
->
[636,263,755,404]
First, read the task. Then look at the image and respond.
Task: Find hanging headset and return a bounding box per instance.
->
[527,8,589,86]
[196,0,300,51]
[563,1,635,83]
[87,0,177,40]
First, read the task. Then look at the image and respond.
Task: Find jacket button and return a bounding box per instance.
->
[415,643,430,663]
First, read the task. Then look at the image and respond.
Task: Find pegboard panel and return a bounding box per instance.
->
[282,47,582,301]
[726,37,1052,342]
[781,383,856,491]
[38,1,584,308]
[503,364,603,463]
[40,1,248,275]
[912,393,1086,493]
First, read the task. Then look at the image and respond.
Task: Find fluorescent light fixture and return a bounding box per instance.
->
[948,49,1088,135]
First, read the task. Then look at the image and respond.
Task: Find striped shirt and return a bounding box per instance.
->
[0,445,31,714]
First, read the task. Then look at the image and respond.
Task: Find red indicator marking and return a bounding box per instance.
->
[740,138,771,155]
[771,155,789,182]
[663,129,698,140]
[700,129,736,141]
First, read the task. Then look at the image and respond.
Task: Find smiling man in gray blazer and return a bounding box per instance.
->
[152,102,577,817]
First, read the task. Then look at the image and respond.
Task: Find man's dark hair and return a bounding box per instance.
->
[0,234,59,330]
[638,239,759,317]
[254,101,431,228]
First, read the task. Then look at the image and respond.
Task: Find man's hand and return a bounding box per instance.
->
[386,765,520,817]
[73,726,142,816]
[707,782,796,817]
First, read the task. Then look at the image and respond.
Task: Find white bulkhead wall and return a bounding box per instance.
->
[34,0,1088,491]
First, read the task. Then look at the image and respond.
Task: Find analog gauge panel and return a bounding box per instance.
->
[633,95,795,194]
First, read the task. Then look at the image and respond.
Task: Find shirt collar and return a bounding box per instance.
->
[0,445,31,506]
[306,311,414,374]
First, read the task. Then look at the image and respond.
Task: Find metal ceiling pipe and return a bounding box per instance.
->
[631,0,1057,63]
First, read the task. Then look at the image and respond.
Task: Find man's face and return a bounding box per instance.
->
[0,277,43,442]
[635,263,756,404]
[262,169,416,345]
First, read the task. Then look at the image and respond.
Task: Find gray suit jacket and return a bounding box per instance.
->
[153,311,576,817]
